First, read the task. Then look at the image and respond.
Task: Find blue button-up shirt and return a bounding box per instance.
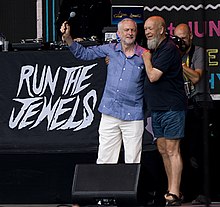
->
[69,42,146,121]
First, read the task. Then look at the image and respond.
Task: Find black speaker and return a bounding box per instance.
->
[71,163,141,206]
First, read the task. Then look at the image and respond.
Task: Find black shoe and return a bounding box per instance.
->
[165,193,182,206]
[192,194,211,205]
[165,191,184,202]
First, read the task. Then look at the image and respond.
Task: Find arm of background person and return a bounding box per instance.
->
[182,64,203,84]
[182,46,204,84]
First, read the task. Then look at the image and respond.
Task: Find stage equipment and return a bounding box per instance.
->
[111,5,144,25]
[0,32,6,51]
[102,26,118,43]
[71,164,141,206]
[11,37,101,51]
[56,0,111,42]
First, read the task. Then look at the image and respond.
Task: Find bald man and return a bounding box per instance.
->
[142,16,187,206]
[174,23,211,205]
[174,23,204,94]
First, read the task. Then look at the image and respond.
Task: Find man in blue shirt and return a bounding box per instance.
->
[142,16,187,206]
[60,18,147,164]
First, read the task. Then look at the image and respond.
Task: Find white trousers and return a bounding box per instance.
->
[96,114,144,164]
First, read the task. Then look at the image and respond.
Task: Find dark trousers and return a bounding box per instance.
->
[181,106,206,201]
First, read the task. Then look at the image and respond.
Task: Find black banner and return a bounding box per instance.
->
[0,50,106,153]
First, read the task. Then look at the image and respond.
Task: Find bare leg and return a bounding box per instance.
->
[157,138,183,205]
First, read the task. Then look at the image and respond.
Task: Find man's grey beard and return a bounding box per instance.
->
[147,36,160,50]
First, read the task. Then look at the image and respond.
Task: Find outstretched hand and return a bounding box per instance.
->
[60,21,73,46]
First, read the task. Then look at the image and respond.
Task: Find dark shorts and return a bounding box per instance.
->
[151,110,186,139]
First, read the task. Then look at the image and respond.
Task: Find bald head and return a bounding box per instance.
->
[175,23,191,34]
[145,16,166,29]
[174,23,192,49]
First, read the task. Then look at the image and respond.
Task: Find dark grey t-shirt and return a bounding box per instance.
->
[182,45,207,97]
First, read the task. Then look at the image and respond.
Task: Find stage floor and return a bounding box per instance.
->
[1,203,220,207]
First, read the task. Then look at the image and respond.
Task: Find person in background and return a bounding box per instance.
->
[142,16,187,206]
[174,23,212,205]
[60,18,147,164]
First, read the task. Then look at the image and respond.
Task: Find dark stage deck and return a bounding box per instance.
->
[1,203,220,207]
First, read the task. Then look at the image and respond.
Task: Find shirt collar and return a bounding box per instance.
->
[114,42,141,57]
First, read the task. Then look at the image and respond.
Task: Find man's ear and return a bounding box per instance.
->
[190,32,193,41]
[160,26,164,35]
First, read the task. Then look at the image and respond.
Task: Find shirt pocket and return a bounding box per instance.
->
[130,64,144,83]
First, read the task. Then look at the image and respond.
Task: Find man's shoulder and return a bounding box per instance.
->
[194,45,204,52]
[135,43,146,50]
[159,37,178,50]
[194,44,203,49]
[191,45,204,57]
[159,38,180,55]
[135,44,147,56]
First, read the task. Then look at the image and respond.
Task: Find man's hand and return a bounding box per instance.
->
[142,49,151,59]
[105,56,110,65]
[60,21,74,46]
[142,49,162,82]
